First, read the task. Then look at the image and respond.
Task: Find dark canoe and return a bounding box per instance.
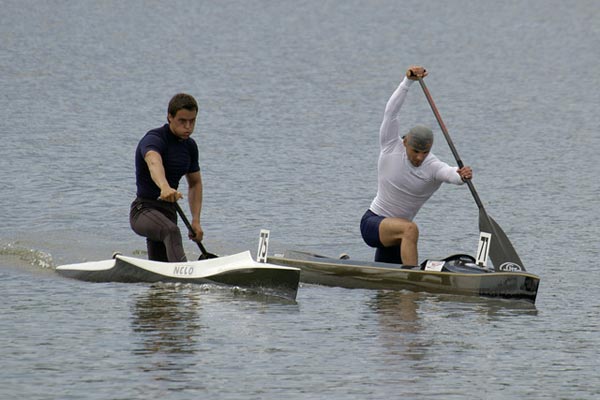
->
[56,251,300,301]
[268,250,539,303]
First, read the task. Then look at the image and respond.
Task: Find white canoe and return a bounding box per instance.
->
[56,251,300,300]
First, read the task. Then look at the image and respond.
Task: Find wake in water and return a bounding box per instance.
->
[0,240,55,269]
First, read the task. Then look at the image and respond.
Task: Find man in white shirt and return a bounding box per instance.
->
[360,66,473,266]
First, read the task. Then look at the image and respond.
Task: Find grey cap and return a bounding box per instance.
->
[406,125,433,151]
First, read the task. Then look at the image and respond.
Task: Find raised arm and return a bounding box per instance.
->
[379,66,428,149]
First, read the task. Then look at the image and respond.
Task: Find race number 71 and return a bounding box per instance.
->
[476,232,492,267]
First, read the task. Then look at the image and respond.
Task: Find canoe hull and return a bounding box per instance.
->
[57,251,300,300]
[268,251,539,303]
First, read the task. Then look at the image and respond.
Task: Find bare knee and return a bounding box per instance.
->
[379,218,419,246]
[404,222,419,242]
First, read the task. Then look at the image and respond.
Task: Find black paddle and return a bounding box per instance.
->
[173,202,218,259]
[417,77,525,272]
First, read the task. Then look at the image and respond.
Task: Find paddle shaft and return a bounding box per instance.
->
[417,78,484,210]
[173,201,213,258]
[417,78,525,270]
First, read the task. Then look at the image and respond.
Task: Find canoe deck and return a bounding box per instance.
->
[268,250,539,303]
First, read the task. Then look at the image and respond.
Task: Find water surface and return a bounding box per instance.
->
[1,1,599,399]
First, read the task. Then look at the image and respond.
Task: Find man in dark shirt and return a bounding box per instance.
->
[130,93,204,262]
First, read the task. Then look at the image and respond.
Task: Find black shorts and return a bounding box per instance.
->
[360,209,402,264]
[360,209,386,248]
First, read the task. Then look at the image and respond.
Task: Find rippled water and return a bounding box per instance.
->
[2,1,599,399]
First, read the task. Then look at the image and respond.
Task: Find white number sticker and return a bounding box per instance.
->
[476,232,492,267]
[257,229,270,263]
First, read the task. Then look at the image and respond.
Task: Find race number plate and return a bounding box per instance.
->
[257,229,270,263]
[476,232,492,267]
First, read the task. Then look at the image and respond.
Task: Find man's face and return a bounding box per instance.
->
[404,137,432,167]
[168,108,197,140]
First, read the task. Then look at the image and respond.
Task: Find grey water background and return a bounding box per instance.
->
[1,0,598,398]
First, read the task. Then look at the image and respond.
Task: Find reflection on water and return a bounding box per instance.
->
[367,291,427,361]
[370,291,421,332]
[130,284,203,356]
[130,283,298,358]
[367,290,538,362]
[129,282,300,388]
[426,293,539,319]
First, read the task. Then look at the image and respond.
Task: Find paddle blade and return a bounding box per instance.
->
[479,210,525,272]
[198,252,218,260]
[197,241,218,259]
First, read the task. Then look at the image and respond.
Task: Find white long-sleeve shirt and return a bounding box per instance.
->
[369,77,464,221]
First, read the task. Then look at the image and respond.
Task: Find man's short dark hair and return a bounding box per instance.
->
[168,93,198,117]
